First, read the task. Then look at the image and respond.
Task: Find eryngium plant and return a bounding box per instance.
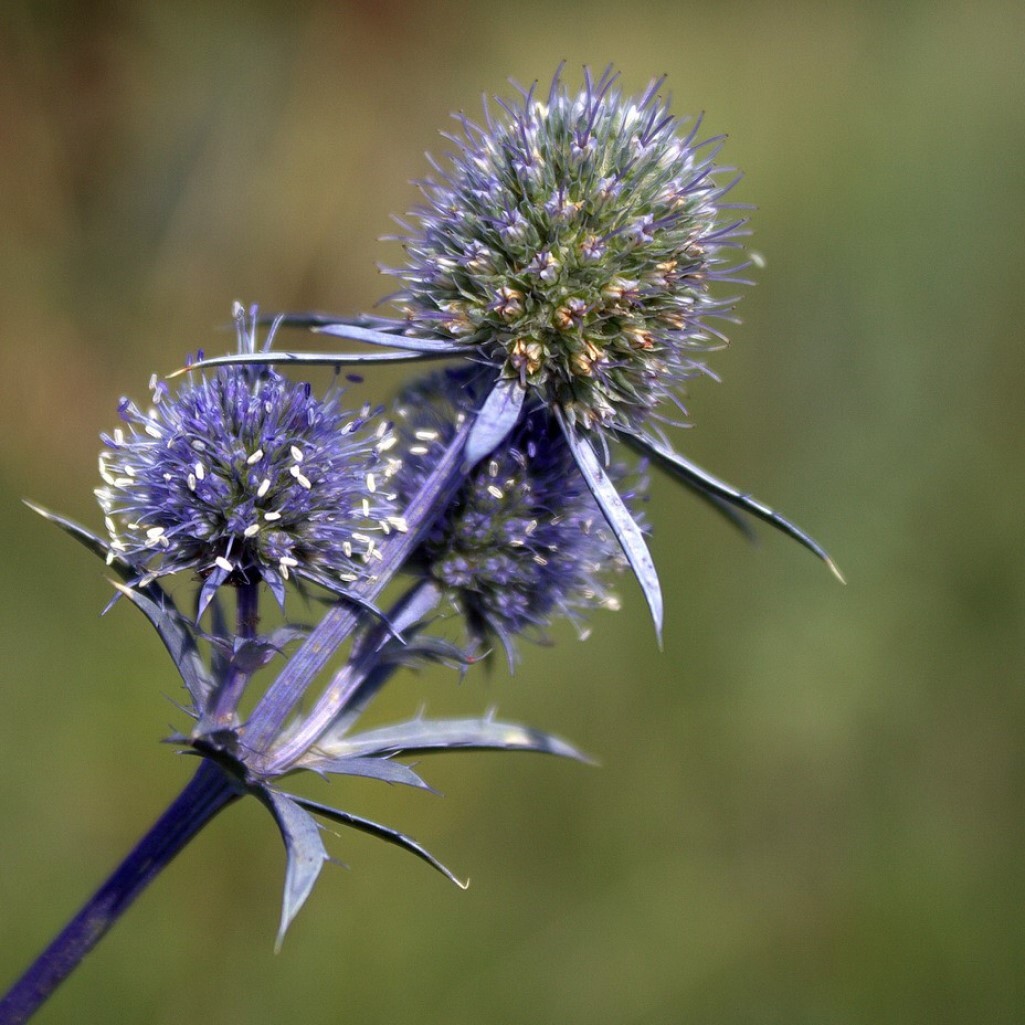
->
[3,68,842,1024]
[189,66,842,639]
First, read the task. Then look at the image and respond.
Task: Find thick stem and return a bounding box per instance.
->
[206,582,261,727]
[241,415,474,753]
[0,760,240,1025]
[257,578,443,774]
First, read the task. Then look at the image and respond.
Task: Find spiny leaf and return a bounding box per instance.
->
[314,321,464,353]
[108,582,214,708]
[556,414,664,643]
[259,789,330,951]
[624,430,845,582]
[323,715,593,764]
[293,754,432,791]
[290,795,467,890]
[462,376,526,469]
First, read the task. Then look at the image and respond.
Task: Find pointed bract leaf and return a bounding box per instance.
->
[290,795,467,889]
[168,348,443,378]
[259,789,330,950]
[257,311,407,333]
[617,434,758,540]
[27,501,135,576]
[321,716,593,764]
[314,322,464,354]
[293,754,432,790]
[626,431,845,582]
[463,377,526,469]
[108,581,214,708]
[556,414,664,641]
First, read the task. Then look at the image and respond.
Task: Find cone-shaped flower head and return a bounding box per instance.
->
[394,368,645,654]
[388,66,750,430]
[96,306,401,613]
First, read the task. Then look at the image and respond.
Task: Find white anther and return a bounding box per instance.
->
[243,524,260,538]
[257,478,271,498]
[215,556,234,573]
[247,449,264,465]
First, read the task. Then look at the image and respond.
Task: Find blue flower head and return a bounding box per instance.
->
[177,69,841,637]
[387,65,750,431]
[394,368,646,656]
[96,305,401,614]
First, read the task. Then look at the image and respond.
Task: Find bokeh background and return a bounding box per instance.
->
[2,2,1023,1022]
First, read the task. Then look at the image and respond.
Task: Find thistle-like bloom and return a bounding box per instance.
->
[96,306,401,613]
[387,65,746,433]
[180,69,842,638]
[395,369,643,655]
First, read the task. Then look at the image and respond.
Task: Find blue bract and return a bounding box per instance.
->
[175,69,842,641]
[95,306,401,615]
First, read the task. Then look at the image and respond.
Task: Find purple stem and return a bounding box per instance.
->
[207,582,261,727]
[0,760,240,1025]
[241,414,475,754]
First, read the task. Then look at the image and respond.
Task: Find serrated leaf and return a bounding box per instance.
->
[259,789,330,951]
[616,432,757,540]
[556,414,664,642]
[293,755,432,791]
[624,430,845,582]
[290,795,467,890]
[314,321,464,354]
[462,377,526,469]
[168,348,441,379]
[323,716,593,764]
[26,501,132,574]
[109,582,214,708]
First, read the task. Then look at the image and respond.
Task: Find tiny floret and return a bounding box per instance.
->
[96,306,399,612]
[388,66,751,430]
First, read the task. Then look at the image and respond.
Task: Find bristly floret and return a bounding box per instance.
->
[387,65,751,430]
[394,368,646,658]
[96,305,402,615]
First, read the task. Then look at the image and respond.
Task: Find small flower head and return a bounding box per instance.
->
[96,306,400,612]
[394,368,645,654]
[388,66,750,430]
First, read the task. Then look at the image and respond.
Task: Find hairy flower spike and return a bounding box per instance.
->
[394,368,645,656]
[388,66,749,430]
[96,306,399,613]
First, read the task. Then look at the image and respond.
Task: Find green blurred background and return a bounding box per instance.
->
[2,1,1023,1022]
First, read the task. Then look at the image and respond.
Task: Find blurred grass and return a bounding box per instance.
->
[2,1,1024,1022]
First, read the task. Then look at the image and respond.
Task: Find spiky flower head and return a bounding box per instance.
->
[394,368,645,654]
[388,66,750,431]
[96,305,401,614]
